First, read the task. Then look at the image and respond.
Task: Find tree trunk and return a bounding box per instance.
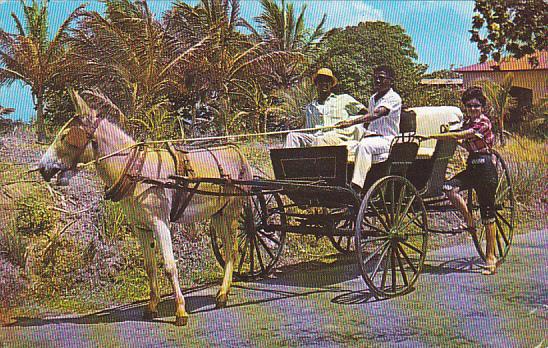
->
[35,94,46,142]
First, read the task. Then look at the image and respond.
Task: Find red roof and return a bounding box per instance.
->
[454,51,547,72]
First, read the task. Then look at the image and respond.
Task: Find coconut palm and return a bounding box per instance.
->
[0,0,84,141]
[166,0,302,134]
[67,0,213,140]
[477,73,517,145]
[255,0,326,87]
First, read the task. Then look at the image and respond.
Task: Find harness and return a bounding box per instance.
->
[104,145,147,202]
[167,143,198,222]
[68,115,148,203]
[166,144,249,221]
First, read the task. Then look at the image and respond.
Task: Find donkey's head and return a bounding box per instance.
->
[39,90,101,184]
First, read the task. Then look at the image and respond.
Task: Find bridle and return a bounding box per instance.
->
[62,114,104,168]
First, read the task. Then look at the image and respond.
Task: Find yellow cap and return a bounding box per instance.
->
[312,68,337,86]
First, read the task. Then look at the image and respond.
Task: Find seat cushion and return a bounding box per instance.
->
[417,146,436,159]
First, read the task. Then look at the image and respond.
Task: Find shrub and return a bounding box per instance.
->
[0,220,29,269]
[97,201,130,245]
[15,196,56,237]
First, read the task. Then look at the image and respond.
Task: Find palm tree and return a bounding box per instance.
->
[67,0,213,140]
[0,0,84,141]
[166,0,301,135]
[477,73,517,145]
[255,0,326,87]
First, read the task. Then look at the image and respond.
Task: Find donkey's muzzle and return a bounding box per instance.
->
[39,166,61,182]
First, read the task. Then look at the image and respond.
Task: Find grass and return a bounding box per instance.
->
[496,136,546,205]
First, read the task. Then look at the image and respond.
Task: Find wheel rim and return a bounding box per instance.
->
[468,151,515,263]
[211,192,286,280]
[356,176,428,298]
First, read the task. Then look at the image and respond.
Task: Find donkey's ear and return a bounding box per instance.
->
[69,88,91,116]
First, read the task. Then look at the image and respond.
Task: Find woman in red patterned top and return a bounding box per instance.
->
[430,87,498,275]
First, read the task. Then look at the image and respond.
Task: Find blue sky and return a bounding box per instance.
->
[0,0,479,122]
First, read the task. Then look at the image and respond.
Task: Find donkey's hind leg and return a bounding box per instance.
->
[211,212,240,309]
[135,227,160,320]
[152,218,189,326]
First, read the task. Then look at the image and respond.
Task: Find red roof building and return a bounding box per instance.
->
[454,51,547,105]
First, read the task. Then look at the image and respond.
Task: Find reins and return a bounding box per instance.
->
[77,125,337,169]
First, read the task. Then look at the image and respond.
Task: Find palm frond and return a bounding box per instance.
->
[10,13,26,37]
[46,4,86,64]
[81,88,127,123]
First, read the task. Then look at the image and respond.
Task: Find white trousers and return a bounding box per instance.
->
[284,132,318,148]
[352,136,391,188]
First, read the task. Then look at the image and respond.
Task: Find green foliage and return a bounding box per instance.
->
[30,231,94,295]
[470,0,546,65]
[15,196,57,237]
[0,0,84,141]
[314,21,427,105]
[409,69,462,108]
[517,97,548,139]
[408,86,461,109]
[475,74,517,144]
[98,201,130,245]
[255,0,326,86]
[0,220,29,269]
[274,77,316,128]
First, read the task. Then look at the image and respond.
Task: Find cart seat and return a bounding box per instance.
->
[417,147,436,159]
[404,106,463,159]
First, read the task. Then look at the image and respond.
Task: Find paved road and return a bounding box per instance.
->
[2,231,546,347]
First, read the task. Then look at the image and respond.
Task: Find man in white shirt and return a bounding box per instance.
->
[335,65,402,190]
[285,68,367,148]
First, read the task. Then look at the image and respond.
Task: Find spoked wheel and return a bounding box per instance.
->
[328,210,356,254]
[211,192,286,280]
[355,176,428,298]
[467,151,515,263]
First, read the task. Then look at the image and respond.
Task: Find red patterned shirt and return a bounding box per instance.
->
[461,114,494,153]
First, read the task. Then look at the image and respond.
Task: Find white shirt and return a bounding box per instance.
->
[367,88,402,137]
[305,93,365,128]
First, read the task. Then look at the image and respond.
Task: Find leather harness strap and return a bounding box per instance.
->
[169,144,198,222]
[104,145,147,202]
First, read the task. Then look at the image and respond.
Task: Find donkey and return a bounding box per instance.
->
[38,91,253,326]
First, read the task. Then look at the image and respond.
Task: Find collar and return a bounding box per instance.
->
[314,93,336,105]
[373,88,393,101]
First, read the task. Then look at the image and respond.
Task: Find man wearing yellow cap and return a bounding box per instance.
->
[285,68,367,149]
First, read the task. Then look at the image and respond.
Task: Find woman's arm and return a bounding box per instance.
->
[430,128,476,140]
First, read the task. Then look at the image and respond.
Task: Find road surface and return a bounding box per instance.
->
[2,230,546,347]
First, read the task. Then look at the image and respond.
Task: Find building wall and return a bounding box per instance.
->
[461,71,547,104]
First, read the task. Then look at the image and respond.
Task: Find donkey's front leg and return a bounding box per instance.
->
[135,227,160,320]
[152,219,188,326]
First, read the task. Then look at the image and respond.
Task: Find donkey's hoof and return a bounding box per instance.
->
[215,292,228,308]
[215,299,227,309]
[143,310,159,320]
[175,315,189,326]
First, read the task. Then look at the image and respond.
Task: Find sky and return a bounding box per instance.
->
[0,0,479,122]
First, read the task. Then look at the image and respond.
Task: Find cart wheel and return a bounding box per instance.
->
[467,151,515,263]
[329,212,356,254]
[355,176,428,298]
[210,192,286,280]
